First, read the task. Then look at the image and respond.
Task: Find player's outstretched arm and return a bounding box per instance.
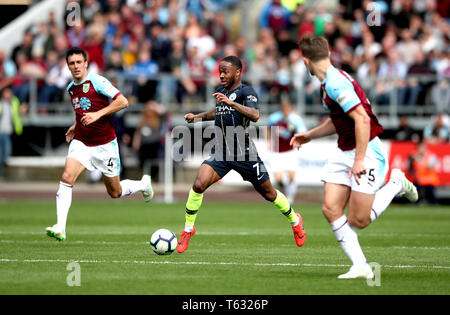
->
[290,132,311,149]
[185,107,216,123]
[290,118,336,149]
[80,94,129,126]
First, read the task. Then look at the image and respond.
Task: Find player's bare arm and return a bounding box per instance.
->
[185,107,216,123]
[65,122,76,143]
[213,92,260,122]
[290,118,336,149]
[348,105,371,184]
[80,94,128,126]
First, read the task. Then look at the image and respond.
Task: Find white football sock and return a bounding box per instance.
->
[56,181,73,231]
[370,179,403,222]
[120,179,146,197]
[331,215,367,266]
[286,181,297,204]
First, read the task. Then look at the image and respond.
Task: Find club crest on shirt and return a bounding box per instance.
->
[229,93,237,101]
[83,83,90,93]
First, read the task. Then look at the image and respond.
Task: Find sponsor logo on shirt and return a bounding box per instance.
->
[216,104,235,115]
[72,97,80,109]
[79,97,91,110]
[247,95,257,103]
[336,89,356,106]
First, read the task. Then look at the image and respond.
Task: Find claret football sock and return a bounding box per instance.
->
[273,190,299,226]
[56,181,73,232]
[184,188,203,231]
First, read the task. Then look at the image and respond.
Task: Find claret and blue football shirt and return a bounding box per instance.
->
[66,73,121,146]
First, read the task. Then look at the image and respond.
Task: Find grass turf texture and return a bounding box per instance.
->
[0,199,449,295]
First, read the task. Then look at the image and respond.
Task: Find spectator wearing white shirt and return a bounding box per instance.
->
[395,28,422,67]
[376,50,408,105]
[38,51,72,104]
[186,27,216,60]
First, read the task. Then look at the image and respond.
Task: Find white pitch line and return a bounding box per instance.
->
[0,258,449,270]
[2,239,450,251]
[1,230,449,238]
[0,239,144,245]
[391,246,450,251]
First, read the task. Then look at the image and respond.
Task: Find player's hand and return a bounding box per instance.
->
[65,125,75,143]
[184,113,197,123]
[80,112,101,126]
[290,132,311,150]
[212,92,231,105]
[349,159,366,185]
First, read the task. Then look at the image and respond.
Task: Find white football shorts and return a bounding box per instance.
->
[268,150,299,173]
[67,138,121,178]
[321,137,389,194]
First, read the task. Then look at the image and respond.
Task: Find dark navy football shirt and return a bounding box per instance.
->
[213,84,259,159]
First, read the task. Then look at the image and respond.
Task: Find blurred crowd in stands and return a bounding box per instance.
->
[0,0,448,112]
[1,0,449,197]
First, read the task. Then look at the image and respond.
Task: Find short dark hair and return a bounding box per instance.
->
[221,55,242,70]
[298,35,329,61]
[65,47,87,63]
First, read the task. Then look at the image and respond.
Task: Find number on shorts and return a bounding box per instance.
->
[368,168,375,182]
[253,162,260,176]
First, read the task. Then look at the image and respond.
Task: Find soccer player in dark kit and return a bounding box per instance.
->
[176,56,306,253]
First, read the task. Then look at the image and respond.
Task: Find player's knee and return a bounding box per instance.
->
[263,188,277,202]
[61,172,75,186]
[321,204,335,221]
[348,214,370,229]
[108,191,121,199]
[107,188,122,199]
[192,178,207,194]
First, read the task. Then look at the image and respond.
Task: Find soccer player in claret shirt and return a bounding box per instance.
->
[176,56,306,253]
[46,47,154,241]
[267,99,307,204]
[290,36,418,279]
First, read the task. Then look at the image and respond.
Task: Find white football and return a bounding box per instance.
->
[150,229,177,255]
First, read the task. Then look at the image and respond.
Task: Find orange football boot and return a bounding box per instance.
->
[177,226,196,253]
[292,213,306,247]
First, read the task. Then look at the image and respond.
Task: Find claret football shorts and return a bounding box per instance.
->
[321,137,389,194]
[67,138,121,178]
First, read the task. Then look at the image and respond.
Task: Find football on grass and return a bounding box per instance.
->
[150,229,177,255]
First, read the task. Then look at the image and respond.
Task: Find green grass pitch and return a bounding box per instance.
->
[0,199,449,295]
